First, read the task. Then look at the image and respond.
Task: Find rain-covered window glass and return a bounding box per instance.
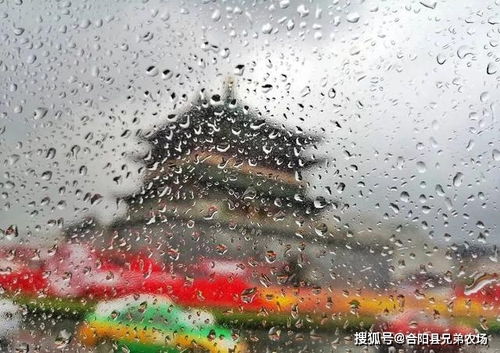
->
[0,1,498,353]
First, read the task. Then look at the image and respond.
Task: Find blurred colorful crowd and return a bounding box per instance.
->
[0,243,497,352]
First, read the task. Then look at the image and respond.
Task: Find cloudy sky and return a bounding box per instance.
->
[0,0,498,248]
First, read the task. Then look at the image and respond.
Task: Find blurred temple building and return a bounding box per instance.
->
[65,79,393,288]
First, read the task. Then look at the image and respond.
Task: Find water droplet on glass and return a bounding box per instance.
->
[492,149,500,161]
[33,107,48,120]
[346,12,360,23]
[211,9,221,22]
[464,273,498,295]
[419,0,437,9]
[261,23,273,34]
[416,161,426,173]
[486,62,497,75]
[452,172,463,187]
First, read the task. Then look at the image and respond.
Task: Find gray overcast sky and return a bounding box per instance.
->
[0,0,498,246]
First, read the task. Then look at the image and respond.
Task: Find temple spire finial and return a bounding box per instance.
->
[223,76,236,101]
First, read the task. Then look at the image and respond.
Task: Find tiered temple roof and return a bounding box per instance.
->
[121,80,329,241]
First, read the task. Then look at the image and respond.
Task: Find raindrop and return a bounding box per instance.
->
[480,92,490,102]
[162,69,173,79]
[141,31,154,41]
[234,64,245,76]
[492,149,500,161]
[7,154,20,165]
[419,0,437,9]
[54,329,72,348]
[279,0,290,9]
[261,23,273,34]
[300,86,311,97]
[452,172,463,187]
[46,148,56,159]
[5,225,18,239]
[314,223,328,237]
[389,203,399,214]
[210,95,222,106]
[219,48,230,58]
[416,161,426,173]
[346,12,360,23]
[145,65,159,76]
[268,327,281,341]
[265,250,277,263]
[13,26,24,35]
[26,54,36,64]
[464,273,498,295]
[314,197,327,209]
[79,165,88,176]
[486,62,497,75]
[211,9,221,22]
[297,4,309,17]
[41,171,53,181]
[436,54,446,65]
[241,287,257,303]
[14,343,29,353]
[457,45,474,59]
[261,84,273,93]
[33,107,48,120]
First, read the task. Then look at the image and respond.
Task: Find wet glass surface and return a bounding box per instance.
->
[0,0,498,352]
